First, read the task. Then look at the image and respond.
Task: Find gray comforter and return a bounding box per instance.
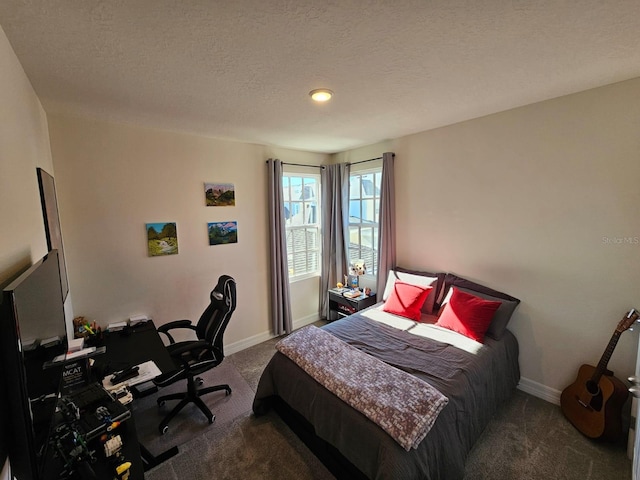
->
[253,312,520,480]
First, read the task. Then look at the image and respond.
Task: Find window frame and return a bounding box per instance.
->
[348,166,382,276]
[282,171,322,282]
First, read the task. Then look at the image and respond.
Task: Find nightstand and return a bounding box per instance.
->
[328,289,377,321]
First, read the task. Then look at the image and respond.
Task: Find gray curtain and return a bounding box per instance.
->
[320,163,350,318]
[376,152,396,299]
[267,158,293,335]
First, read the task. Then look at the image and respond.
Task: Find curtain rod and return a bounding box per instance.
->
[265,161,325,169]
[348,156,382,166]
[266,153,394,168]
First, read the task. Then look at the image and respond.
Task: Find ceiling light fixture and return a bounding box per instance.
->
[309,89,333,102]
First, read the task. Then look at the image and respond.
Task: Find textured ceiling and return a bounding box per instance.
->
[1,1,640,153]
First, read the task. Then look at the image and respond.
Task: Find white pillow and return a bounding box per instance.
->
[382,270,439,301]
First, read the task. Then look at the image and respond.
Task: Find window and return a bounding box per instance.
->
[349,169,382,275]
[282,173,321,279]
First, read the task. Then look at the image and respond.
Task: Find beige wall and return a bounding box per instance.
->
[0,26,54,283]
[0,25,56,477]
[47,114,328,350]
[338,78,640,399]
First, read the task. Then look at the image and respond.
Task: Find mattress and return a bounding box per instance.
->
[253,306,520,479]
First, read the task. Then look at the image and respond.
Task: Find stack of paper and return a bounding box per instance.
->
[102,360,162,390]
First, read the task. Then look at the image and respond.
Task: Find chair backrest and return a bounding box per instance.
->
[195,275,237,361]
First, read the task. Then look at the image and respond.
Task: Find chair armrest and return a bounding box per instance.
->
[157,319,196,344]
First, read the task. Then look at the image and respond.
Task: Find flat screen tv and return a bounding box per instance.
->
[0,250,68,480]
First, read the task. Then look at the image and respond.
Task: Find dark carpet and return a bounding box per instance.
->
[133,360,254,457]
[143,334,632,480]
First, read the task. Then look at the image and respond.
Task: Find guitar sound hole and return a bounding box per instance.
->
[583,380,604,411]
[586,380,600,395]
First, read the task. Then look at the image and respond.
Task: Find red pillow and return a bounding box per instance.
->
[435,288,501,342]
[382,281,433,321]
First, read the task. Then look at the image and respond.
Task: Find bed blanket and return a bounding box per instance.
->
[276,325,449,451]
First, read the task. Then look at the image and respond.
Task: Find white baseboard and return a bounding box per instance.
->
[518,376,561,405]
[224,313,321,356]
[292,312,321,330]
[225,329,274,356]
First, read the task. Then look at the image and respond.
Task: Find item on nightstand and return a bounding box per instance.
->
[347,259,367,289]
[338,304,356,316]
[349,259,366,276]
[343,290,362,299]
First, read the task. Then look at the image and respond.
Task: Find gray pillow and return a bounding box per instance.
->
[441,274,520,340]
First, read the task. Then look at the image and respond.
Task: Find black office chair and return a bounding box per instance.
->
[153,275,237,435]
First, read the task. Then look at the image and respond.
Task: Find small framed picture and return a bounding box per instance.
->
[208,221,238,245]
[205,183,235,206]
[146,222,178,256]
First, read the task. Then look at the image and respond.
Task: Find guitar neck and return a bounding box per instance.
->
[591,331,622,382]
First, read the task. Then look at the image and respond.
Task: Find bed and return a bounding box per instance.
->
[253,269,521,480]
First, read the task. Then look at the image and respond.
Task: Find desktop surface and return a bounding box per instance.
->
[94,321,175,376]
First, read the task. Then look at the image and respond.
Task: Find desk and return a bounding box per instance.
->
[97,321,175,376]
[94,321,178,472]
[41,322,177,480]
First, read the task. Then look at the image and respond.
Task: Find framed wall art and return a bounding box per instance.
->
[205,183,235,206]
[147,222,179,256]
[208,221,238,245]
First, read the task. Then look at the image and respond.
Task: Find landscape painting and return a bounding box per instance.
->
[147,222,179,256]
[208,221,238,246]
[205,182,235,206]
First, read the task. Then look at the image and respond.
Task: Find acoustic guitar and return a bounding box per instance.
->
[560,308,639,441]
